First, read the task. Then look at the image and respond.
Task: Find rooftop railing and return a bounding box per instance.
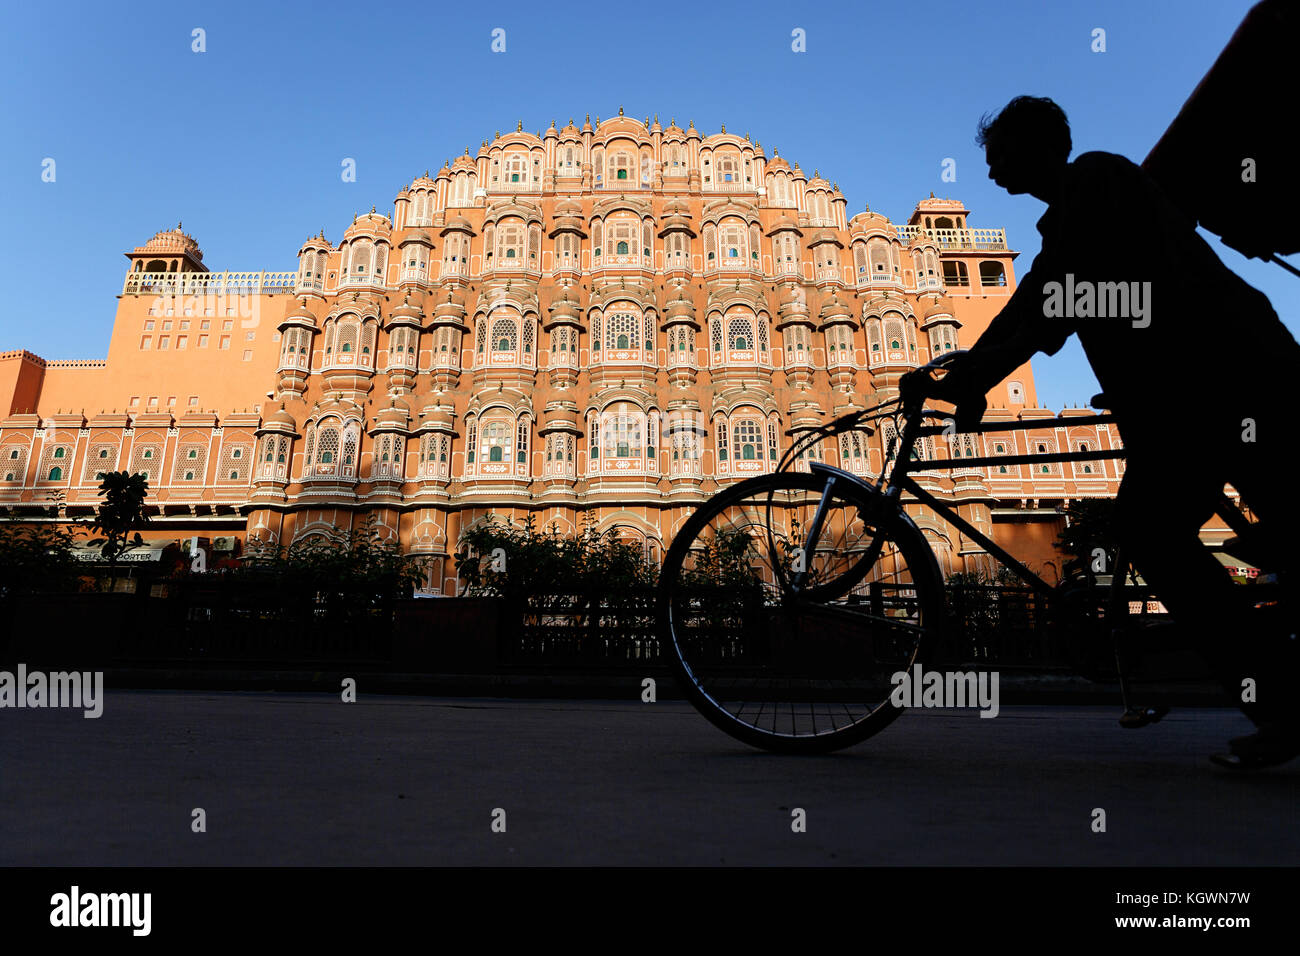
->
[894,225,1008,251]
[122,271,298,295]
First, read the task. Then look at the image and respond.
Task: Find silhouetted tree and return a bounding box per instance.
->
[88,471,150,592]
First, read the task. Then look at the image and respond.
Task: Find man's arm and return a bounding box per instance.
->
[958,249,1073,394]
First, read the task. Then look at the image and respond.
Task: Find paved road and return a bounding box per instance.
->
[2,691,1295,865]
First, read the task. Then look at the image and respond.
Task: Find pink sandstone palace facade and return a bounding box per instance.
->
[0,113,1131,593]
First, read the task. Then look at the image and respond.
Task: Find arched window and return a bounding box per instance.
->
[733,419,761,461]
[48,466,62,481]
[483,421,510,463]
[491,317,518,354]
[600,403,644,468]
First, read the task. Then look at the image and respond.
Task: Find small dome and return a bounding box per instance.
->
[441,215,474,235]
[818,291,853,324]
[261,402,297,431]
[766,214,801,236]
[133,223,204,263]
[547,287,582,322]
[389,293,423,326]
[372,395,411,431]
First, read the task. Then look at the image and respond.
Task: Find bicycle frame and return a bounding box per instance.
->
[890,410,1126,600]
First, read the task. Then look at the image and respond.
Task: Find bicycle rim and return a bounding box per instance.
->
[658,470,942,753]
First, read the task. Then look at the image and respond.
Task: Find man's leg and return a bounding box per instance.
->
[1112,457,1281,730]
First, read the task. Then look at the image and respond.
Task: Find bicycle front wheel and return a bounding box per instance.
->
[657,470,944,753]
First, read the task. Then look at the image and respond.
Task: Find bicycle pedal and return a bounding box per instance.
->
[1119,705,1170,729]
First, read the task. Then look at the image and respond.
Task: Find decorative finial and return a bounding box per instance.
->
[517,120,523,132]
[773,147,779,156]
[618,105,624,116]
[814,169,819,178]
[720,123,726,133]
[370,204,376,214]
[929,191,935,199]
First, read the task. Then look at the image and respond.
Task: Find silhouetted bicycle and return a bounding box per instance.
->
[656,351,1283,753]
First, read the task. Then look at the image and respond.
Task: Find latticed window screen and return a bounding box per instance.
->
[482,421,510,463]
[609,220,636,251]
[602,405,642,459]
[870,242,891,274]
[644,316,655,351]
[516,420,529,464]
[38,443,72,482]
[885,319,905,350]
[172,444,206,482]
[81,443,117,483]
[219,443,251,483]
[728,317,754,351]
[721,225,745,257]
[731,420,762,461]
[336,322,359,355]
[341,429,358,476]
[647,413,659,464]
[1034,440,1060,475]
[711,320,723,353]
[259,436,288,479]
[129,442,161,484]
[522,319,534,355]
[490,318,517,352]
[607,313,638,350]
[758,321,769,353]
[1,444,28,482]
[315,427,339,472]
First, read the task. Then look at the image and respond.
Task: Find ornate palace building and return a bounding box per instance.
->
[0,112,1133,592]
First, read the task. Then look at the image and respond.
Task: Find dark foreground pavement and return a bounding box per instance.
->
[1,691,1295,866]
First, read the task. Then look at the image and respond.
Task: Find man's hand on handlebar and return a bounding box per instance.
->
[899,351,988,431]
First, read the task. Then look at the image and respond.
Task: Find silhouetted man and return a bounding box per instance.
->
[904,96,1300,768]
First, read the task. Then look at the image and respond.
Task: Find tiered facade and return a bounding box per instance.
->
[0,113,1128,592]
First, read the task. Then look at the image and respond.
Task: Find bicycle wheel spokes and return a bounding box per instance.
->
[663,473,939,751]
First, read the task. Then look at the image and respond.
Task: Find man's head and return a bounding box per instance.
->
[976,96,1072,201]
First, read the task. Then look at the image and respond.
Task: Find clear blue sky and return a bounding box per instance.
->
[1,0,1291,410]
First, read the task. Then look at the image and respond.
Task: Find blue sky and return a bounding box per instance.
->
[0,0,1291,410]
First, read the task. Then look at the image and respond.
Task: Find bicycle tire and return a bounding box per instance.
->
[657,469,944,753]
